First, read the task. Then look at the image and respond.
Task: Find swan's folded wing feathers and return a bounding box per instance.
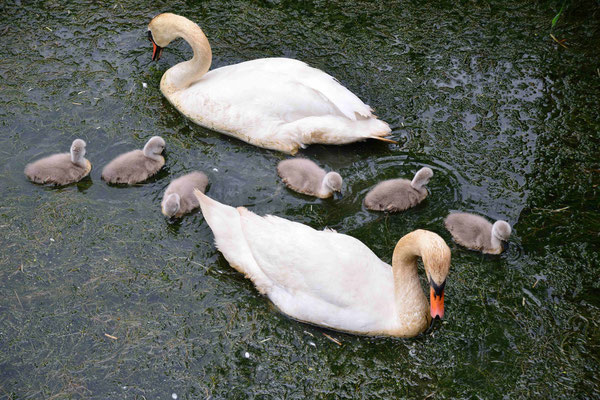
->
[195,192,273,293]
[189,58,373,122]
[238,210,393,310]
[295,65,373,121]
[250,57,374,120]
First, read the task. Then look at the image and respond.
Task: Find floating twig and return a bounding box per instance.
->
[14,290,23,309]
[323,333,342,346]
[104,333,118,340]
[550,33,568,49]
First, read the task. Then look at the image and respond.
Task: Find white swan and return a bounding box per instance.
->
[147,13,394,155]
[194,190,451,337]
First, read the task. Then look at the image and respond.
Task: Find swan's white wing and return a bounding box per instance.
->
[196,191,396,332]
[185,58,373,122]
[237,208,394,322]
[273,59,374,120]
[243,58,374,120]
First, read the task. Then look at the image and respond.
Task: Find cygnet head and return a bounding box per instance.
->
[492,220,512,242]
[143,136,166,158]
[162,193,181,217]
[70,139,87,164]
[324,172,343,193]
[411,167,433,190]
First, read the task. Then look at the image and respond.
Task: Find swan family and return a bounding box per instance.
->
[22,13,514,338]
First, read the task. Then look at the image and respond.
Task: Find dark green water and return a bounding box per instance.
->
[1,0,599,398]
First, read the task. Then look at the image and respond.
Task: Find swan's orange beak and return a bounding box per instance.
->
[148,31,163,61]
[430,286,444,319]
[152,43,163,61]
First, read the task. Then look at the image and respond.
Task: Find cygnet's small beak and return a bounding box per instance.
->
[333,191,343,200]
[148,31,163,61]
[430,286,444,319]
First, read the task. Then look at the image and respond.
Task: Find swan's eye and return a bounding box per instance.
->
[147,31,154,43]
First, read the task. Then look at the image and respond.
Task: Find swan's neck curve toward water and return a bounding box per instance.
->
[70,152,86,168]
[160,16,212,94]
[143,145,162,161]
[490,227,503,253]
[389,231,432,334]
[318,179,331,198]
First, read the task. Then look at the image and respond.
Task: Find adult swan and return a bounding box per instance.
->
[147,13,394,154]
[194,190,451,337]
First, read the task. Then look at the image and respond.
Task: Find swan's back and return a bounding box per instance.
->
[25,153,91,185]
[101,150,164,184]
[277,159,325,196]
[444,213,493,251]
[196,191,395,332]
[163,171,209,216]
[190,58,373,122]
[364,179,426,212]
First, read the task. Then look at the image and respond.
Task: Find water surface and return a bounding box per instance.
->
[1,0,599,398]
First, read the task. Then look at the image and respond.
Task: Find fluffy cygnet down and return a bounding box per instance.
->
[444,212,512,254]
[364,167,433,212]
[161,171,209,217]
[24,139,92,186]
[277,158,342,199]
[101,136,165,184]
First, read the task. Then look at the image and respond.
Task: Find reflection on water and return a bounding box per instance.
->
[0,0,599,398]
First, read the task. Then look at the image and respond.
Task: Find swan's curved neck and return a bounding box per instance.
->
[318,179,331,197]
[70,151,85,167]
[143,144,161,161]
[391,231,430,321]
[162,17,212,93]
[410,176,426,192]
[490,228,502,251]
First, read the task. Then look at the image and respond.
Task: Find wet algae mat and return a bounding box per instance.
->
[1,0,599,398]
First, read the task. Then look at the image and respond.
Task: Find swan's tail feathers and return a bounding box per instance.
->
[194,189,241,250]
[286,116,394,146]
[194,190,271,291]
[194,189,234,224]
[370,136,398,144]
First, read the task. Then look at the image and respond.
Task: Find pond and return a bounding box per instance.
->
[1,0,599,398]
